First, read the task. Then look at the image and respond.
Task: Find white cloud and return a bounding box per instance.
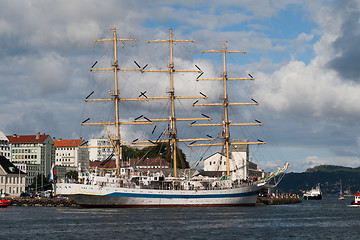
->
[30,52,70,94]
[295,155,360,172]
[2,0,360,173]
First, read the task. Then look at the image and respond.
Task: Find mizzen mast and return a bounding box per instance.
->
[191,41,265,177]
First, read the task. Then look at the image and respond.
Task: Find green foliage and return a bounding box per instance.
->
[306,165,360,173]
[276,165,360,195]
[65,170,78,180]
[128,143,189,169]
[29,173,52,191]
[123,146,138,160]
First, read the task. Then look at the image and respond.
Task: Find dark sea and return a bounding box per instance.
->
[1,197,359,240]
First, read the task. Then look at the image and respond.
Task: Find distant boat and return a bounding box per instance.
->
[348,192,360,207]
[303,183,322,200]
[338,179,344,200]
[0,199,12,208]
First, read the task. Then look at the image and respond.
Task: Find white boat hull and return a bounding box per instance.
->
[55,183,261,207]
[347,205,360,207]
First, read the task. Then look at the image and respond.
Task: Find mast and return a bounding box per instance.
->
[81,27,147,175]
[82,27,211,178]
[131,29,211,178]
[191,41,265,177]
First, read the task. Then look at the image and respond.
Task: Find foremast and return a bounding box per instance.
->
[81,27,151,175]
[191,41,266,177]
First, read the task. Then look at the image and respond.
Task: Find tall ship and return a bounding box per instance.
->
[55,28,289,207]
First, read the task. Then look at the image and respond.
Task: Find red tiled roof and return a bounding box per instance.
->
[90,160,117,169]
[54,139,83,147]
[130,158,171,167]
[7,134,50,144]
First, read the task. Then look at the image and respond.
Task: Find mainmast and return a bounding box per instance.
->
[131,29,212,178]
[191,41,266,177]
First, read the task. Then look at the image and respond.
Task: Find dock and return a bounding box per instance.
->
[257,196,302,205]
[8,198,78,207]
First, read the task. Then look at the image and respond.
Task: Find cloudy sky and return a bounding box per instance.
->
[1,0,360,172]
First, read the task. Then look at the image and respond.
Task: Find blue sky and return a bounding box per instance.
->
[1,0,360,172]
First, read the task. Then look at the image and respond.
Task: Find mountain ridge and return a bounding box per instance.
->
[275,164,360,195]
[305,164,360,173]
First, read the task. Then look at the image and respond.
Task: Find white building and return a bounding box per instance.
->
[0,131,10,160]
[88,138,117,162]
[54,138,89,179]
[0,156,26,196]
[203,139,264,180]
[7,133,55,187]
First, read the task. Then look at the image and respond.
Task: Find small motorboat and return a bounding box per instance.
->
[0,199,12,208]
[348,192,360,207]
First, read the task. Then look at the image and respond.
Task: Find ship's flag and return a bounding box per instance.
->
[49,164,56,182]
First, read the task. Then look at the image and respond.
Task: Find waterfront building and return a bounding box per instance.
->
[0,131,10,160]
[0,156,26,196]
[12,163,40,186]
[88,138,117,162]
[54,138,89,179]
[203,139,264,179]
[7,133,55,187]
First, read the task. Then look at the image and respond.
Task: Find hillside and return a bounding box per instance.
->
[275,165,360,195]
[305,165,360,173]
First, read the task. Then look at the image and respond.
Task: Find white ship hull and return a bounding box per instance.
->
[55,183,262,207]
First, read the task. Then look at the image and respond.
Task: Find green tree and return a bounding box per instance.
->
[29,173,52,191]
[123,146,139,160]
[132,143,189,169]
[65,170,78,180]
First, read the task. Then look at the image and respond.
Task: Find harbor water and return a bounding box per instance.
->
[1,197,359,239]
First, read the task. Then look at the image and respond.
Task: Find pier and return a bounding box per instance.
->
[257,196,302,205]
[8,198,78,207]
